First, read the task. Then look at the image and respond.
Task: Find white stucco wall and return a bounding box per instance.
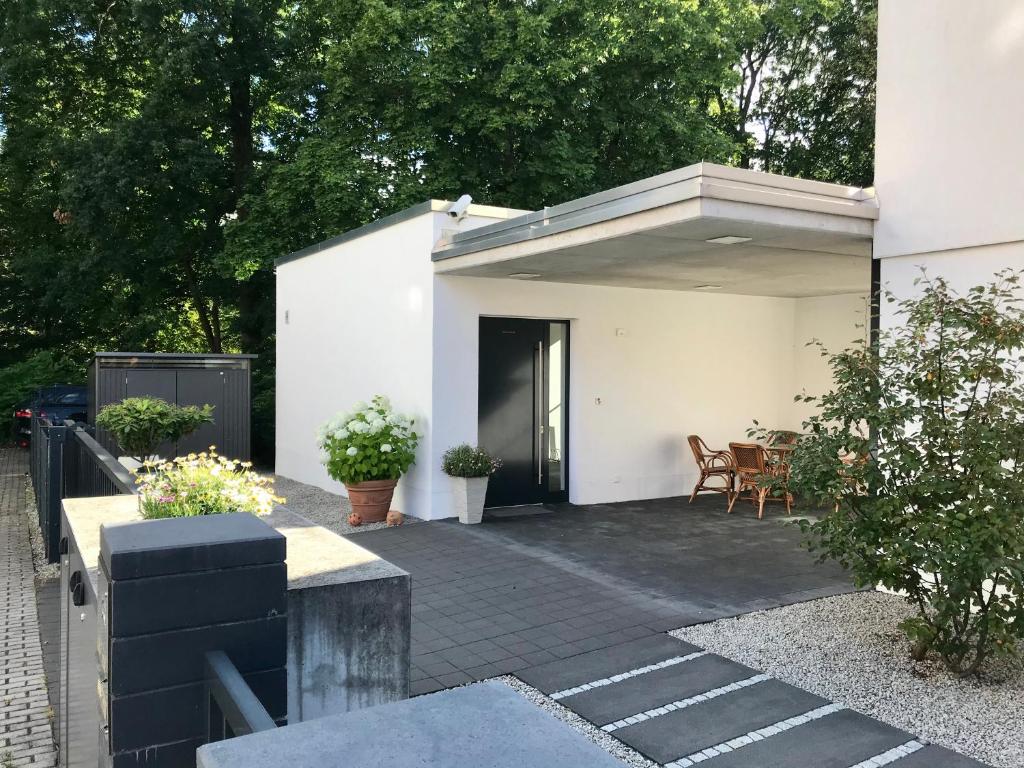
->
[429,277,865,519]
[875,0,1024,308]
[875,0,1024,261]
[789,294,869,426]
[275,212,438,517]
[276,210,866,521]
[275,207,519,519]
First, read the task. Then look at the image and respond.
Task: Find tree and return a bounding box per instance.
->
[790,271,1024,675]
[225,0,746,274]
[715,0,875,185]
[754,0,876,185]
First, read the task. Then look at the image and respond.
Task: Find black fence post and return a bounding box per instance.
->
[43,423,65,564]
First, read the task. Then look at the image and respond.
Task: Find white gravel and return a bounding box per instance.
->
[497,676,658,768]
[671,591,1024,768]
[272,475,421,536]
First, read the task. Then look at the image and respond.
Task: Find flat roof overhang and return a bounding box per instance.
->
[432,163,877,298]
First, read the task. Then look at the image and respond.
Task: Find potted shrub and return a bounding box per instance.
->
[442,444,501,524]
[135,448,281,519]
[96,397,214,468]
[317,396,419,523]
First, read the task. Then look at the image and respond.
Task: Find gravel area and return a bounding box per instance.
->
[24,475,59,580]
[273,474,421,536]
[671,591,1024,768]
[497,676,657,768]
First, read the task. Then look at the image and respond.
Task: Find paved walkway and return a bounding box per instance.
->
[348,497,988,768]
[0,448,57,767]
[348,495,855,693]
[520,634,986,768]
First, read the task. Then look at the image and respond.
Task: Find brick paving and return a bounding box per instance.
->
[348,495,857,695]
[0,448,57,767]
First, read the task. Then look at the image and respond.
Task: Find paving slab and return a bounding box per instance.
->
[0,448,57,767]
[197,682,628,768]
[562,653,755,727]
[894,745,991,768]
[697,709,911,768]
[515,634,700,695]
[615,678,829,764]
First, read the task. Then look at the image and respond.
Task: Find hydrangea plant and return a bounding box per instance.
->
[136,448,281,519]
[317,396,419,485]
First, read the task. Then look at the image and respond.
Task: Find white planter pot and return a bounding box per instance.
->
[451,476,489,524]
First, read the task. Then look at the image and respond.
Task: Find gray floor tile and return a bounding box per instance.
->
[615,679,829,763]
[516,634,700,695]
[895,745,991,768]
[698,709,910,768]
[562,653,755,727]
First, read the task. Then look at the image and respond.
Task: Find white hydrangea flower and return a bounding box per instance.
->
[346,446,358,457]
[381,444,393,453]
[319,450,330,464]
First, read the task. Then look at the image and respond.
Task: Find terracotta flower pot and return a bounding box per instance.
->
[344,479,398,523]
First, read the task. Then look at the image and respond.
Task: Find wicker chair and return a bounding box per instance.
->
[687,435,735,503]
[728,442,792,519]
[768,429,799,447]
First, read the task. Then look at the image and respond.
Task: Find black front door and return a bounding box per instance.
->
[479,317,569,507]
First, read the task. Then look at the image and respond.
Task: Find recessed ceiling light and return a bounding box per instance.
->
[694,284,723,290]
[705,235,752,245]
[508,273,541,279]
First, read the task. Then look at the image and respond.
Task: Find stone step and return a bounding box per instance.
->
[892,744,991,768]
[560,653,757,727]
[684,709,912,768]
[516,634,700,695]
[613,678,830,764]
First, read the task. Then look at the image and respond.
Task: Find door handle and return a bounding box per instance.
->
[537,341,544,485]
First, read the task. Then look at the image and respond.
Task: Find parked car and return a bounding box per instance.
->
[13,385,87,448]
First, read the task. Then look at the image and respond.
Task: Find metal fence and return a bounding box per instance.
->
[205,651,278,742]
[28,416,137,563]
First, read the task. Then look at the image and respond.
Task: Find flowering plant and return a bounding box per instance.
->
[441,444,502,478]
[136,448,281,519]
[317,396,419,485]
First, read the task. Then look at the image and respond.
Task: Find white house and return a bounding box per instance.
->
[275,0,1023,521]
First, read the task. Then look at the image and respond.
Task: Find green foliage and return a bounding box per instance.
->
[789,271,1024,675]
[317,396,418,485]
[136,449,280,519]
[1,0,878,466]
[753,0,877,185]
[0,350,82,423]
[442,444,503,478]
[96,397,214,463]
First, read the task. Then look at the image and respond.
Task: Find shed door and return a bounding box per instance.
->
[176,370,225,455]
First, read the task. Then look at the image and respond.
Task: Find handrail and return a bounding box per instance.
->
[205,651,277,740]
[69,425,137,495]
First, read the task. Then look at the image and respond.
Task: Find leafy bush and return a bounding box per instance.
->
[136,449,280,519]
[317,395,418,485]
[96,397,214,463]
[790,270,1024,675]
[441,444,502,478]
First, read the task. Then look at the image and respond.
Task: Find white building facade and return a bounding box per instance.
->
[276,0,1023,521]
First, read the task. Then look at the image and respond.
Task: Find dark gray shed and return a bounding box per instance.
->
[87,352,255,461]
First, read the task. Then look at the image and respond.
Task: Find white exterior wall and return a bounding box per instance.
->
[275,212,438,518]
[275,208,516,519]
[876,0,1024,298]
[429,277,865,519]
[790,294,869,425]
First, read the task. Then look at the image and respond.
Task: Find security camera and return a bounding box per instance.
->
[447,194,473,222]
